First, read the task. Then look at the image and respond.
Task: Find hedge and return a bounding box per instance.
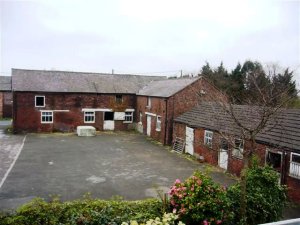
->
[0,198,163,225]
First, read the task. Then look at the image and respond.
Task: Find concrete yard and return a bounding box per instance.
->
[0,131,236,210]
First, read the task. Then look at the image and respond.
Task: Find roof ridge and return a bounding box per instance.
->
[11,68,165,78]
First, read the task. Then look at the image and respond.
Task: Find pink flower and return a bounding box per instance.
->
[197,179,202,185]
[175,179,181,184]
[203,220,208,225]
[173,208,177,213]
[179,208,186,214]
[217,220,222,224]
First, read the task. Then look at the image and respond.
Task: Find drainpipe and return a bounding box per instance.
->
[164,98,168,145]
[280,150,286,185]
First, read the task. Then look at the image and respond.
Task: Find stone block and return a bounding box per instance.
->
[77,126,96,136]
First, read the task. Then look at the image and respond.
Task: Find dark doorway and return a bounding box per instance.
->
[104,112,114,121]
[266,151,282,173]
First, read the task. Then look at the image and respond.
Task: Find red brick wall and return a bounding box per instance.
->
[194,128,219,165]
[286,176,300,202]
[136,96,167,144]
[0,92,3,118]
[13,92,136,133]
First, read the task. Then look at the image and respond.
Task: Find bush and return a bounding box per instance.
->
[227,165,287,225]
[169,171,233,225]
[0,198,162,225]
[121,213,185,225]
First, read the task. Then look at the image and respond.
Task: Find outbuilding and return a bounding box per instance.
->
[173,102,300,202]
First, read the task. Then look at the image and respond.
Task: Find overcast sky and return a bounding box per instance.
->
[0,0,299,81]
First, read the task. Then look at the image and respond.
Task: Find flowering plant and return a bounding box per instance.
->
[121,213,185,225]
[169,171,232,225]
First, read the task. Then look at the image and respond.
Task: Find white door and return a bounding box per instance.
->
[185,126,194,155]
[219,150,228,170]
[104,112,114,130]
[218,139,228,170]
[146,115,151,136]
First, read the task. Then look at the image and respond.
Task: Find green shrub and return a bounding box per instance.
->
[121,213,185,225]
[169,171,233,225]
[0,198,162,225]
[227,165,287,225]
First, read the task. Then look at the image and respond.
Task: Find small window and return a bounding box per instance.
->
[156,116,161,131]
[139,112,142,123]
[124,112,133,123]
[220,138,229,150]
[35,96,45,107]
[84,111,95,123]
[204,130,213,148]
[232,139,244,159]
[41,111,53,123]
[289,153,300,179]
[116,95,123,104]
[147,97,151,107]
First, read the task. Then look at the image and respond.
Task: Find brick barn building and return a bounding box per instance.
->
[136,77,226,145]
[173,102,300,202]
[0,76,12,118]
[11,69,164,133]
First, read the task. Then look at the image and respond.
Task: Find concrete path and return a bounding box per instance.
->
[0,121,25,189]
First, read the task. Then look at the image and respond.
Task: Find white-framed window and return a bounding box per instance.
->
[204,130,213,148]
[289,152,300,179]
[232,139,244,159]
[147,97,151,107]
[41,111,53,123]
[156,116,161,131]
[116,94,123,104]
[35,96,45,107]
[84,111,95,123]
[124,112,133,123]
[139,112,142,123]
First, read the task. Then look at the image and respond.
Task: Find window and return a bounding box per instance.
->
[35,96,45,107]
[156,116,161,131]
[41,111,53,123]
[204,130,213,148]
[220,138,229,150]
[289,153,300,179]
[124,112,133,123]
[139,112,142,123]
[232,139,244,159]
[116,95,123,104]
[147,97,151,107]
[84,111,95,123]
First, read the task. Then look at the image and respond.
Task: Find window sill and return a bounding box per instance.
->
[156,129,161,132]
[84,122,95,124]
[123,121,133,124]
[41,122,53,124]
[232,155,243,160]
[289,174,300,180]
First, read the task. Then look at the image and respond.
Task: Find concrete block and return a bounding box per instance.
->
[77,126,96,136]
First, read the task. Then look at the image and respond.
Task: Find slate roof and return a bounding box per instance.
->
[12,69,166,94]
[137,77,199,97]
[0,76,11,91]
[175,102,300,152]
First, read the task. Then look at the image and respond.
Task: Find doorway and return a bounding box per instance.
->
[218,139,229,170]
[266,149,282,181]
[146,115,151,136]
[104,112,114,130]
[185,126,194,155]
